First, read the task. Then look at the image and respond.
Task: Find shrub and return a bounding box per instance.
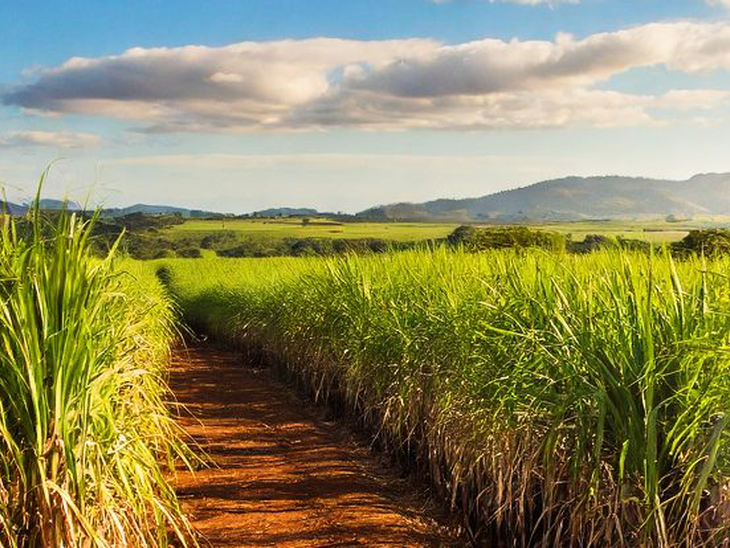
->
[568,234,617,253]
[448,225,566,252]
[618,236,651,253]
[200,231,237,250]
[672,229,730,257]
[178,247,203,258]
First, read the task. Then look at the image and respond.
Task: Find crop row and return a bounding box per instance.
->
[163,249,730,546]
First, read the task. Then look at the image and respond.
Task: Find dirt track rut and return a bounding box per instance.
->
[170,345,464,547]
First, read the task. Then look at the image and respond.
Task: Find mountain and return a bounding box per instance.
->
[0,201,27,215]
[253,207,320,217]
[0,200,224,218]
[102,204,223,218]
[357,173,730,222]
[37,199,82,211]
[0,199,81,215]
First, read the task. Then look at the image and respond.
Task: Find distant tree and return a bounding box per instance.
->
[568,234,617,254]
[672,229,730,257]
[447,225,478,246]
[617,236,651,253]
[447,225,565,252]
[201,231,237,250]
[178,247,203,258]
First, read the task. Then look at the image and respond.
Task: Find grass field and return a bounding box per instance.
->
[7,206,730,546]
[162,216,730,247]
[532,216,730,243]
[160,249,730,546]
[165,218,459,242]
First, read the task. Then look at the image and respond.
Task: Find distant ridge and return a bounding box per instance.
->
[1,199,82,215]
[101,204,223,218]
[0,201,223,218]
[357,173,730,222]
[0,201,27,215]
[5,172,730,221]
[37,198,82,211]
[252,207,320,217]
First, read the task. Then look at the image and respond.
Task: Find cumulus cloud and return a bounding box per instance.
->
[4,39,437,131]
[0,130,101,149]
[4,22,730,132]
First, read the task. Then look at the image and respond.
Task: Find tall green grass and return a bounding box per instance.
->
[164,249,730,546]
[0,205,192,547]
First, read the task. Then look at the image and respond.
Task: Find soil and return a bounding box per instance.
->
[169,344,466,548]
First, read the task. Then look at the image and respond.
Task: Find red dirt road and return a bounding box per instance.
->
[169,345,464,547]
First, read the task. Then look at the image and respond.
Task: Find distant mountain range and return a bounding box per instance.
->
[1,199,82,215]
[252,207,320,217]
[101,204,222,218]
[0,200,221,218]
[4,172,730,222]
[357,173,730,222]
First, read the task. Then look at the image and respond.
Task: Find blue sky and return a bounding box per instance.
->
[1,0,730,212]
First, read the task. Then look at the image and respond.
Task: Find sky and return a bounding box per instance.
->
[1,0,730,213]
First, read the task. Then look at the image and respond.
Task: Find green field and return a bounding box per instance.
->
[160,249,730,547]
[165,218,459,242]
[6,206,730,546]
[530,216,730,243]
[162,216,730,247]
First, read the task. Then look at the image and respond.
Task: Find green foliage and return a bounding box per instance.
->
[617,235,652,252]
[0,200,192,546]
[115,212,186,231]
[217,237,408,258]
[177,247,202,258]
[200,231,237,250]
[673,229,730,257]
[167,218,457,242]
[568,233,617,253]
[163,250,730,547]
[445,224,478,246]
[448,225,566,252]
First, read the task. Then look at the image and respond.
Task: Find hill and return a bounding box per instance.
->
[37,198,82,211]
[102,204,223,218]
[0,201,27,215]
[357,173,730,222]
[252,207,320,217]
[1,199,82,215]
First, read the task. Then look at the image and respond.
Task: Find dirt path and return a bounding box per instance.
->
[169,345,465,548]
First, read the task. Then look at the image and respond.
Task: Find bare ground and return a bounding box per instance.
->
[169,344,466,548]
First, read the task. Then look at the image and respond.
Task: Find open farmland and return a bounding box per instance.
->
[158,249,730,547]
[158,216,730,252]
[529,216,730,244]
[4,204,730,546]
[7,0,730,544]
[164,218,459,241]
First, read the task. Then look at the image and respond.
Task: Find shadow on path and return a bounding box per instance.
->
[170,344,464,548]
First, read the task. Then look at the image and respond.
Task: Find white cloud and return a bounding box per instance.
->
[707,0,730,8]
[4,22,730,132]
[0,130,101,149]
[654,89,730,110]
